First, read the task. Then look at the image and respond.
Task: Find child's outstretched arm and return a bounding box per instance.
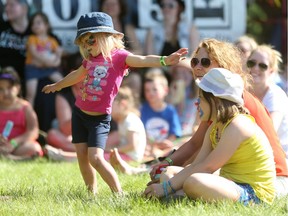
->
[42,66,87,93]
[126,48,188,68]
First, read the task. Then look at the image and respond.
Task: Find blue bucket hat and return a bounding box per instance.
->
[74,12,124,44]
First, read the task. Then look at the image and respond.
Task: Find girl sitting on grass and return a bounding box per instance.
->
[144,68,275,205]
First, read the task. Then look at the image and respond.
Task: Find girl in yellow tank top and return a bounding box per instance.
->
[144,68,275,205]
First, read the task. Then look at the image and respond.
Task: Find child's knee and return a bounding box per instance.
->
[89,154,105,167]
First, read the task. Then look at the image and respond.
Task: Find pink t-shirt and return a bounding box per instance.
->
[0,105,27,140]
[75,49,131,114]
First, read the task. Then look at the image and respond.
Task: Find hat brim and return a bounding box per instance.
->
[74,28,124,44]
[197,82,244,105]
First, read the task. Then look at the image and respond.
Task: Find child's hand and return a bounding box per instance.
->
[0,135,13,155]
[143,183,164,198]
[42,84,61,93]
[165,48,188,65]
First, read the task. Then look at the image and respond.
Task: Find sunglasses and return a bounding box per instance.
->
[84,35,96,46]
[191,58,212,68]
[246,60,268,71]
[160,3,176,9]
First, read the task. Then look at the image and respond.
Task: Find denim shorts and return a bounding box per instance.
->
[71,106,111,149]
[25,65,58,80]
[234,183,261,205]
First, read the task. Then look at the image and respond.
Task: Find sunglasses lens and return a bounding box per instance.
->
[246,60,256,68]
[201,58,211,68]
[86,35,95,46]
[191,58,199,68]
[259,63,268,71]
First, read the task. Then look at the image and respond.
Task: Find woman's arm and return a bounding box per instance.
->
[149,121,209,181]
[144,125,213,197]
[169,121,209,166]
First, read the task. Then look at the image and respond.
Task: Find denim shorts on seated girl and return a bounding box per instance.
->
[234,183,261,205]
[72,106,111,149]
[25,65,58,80]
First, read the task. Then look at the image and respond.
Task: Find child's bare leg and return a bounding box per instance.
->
[12,141,42,157]
[44,144,77,162]
[75,143,97,194]
[88,147,122,193]
[47,129,75,152]
[110,148,133,175]
[25,79,38,106]
[110,148,148,175]
[49,71,63,82]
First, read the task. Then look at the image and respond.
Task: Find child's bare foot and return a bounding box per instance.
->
[110,148,133,175]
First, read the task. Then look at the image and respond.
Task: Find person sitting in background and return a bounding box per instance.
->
[145,0,199,56]
[141,70,182,159]
[25,12,63,107]
[167,59,200,137]
[43,81,81,162]
[43,52,82,162]
[121,70,143,107]
[0,67,43,160]
[247,44,288,159]
[107,86,146,163]
[144,68,275,206]
[99,0,143,54]
[0,0,31,96]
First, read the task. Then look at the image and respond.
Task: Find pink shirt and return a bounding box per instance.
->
[0,105,27,140]
[75,49,131,114]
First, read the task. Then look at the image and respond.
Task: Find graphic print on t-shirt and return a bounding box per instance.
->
[145,117,169,142]
[81,60,112,101]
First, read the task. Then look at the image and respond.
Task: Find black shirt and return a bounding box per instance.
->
[0,21,31,81]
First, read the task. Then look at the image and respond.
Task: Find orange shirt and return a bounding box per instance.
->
[25,35,59,64]
[243,90,288,177]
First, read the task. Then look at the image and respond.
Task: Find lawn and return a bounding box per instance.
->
[0,158,287,216]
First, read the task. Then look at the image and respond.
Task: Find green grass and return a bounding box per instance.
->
[0,158,287,216]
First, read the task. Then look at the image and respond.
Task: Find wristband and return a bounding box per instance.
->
[160,56,167,66]
[167,180,176,193]
[10,139,18,148]
[164,157,173,166]
[162,181,169,198]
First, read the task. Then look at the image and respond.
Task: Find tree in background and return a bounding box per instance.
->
[246,0,287,60]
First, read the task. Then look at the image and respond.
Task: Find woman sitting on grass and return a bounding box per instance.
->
[144,68,275,205]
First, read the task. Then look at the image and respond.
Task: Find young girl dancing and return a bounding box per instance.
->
[42,12,187,194]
